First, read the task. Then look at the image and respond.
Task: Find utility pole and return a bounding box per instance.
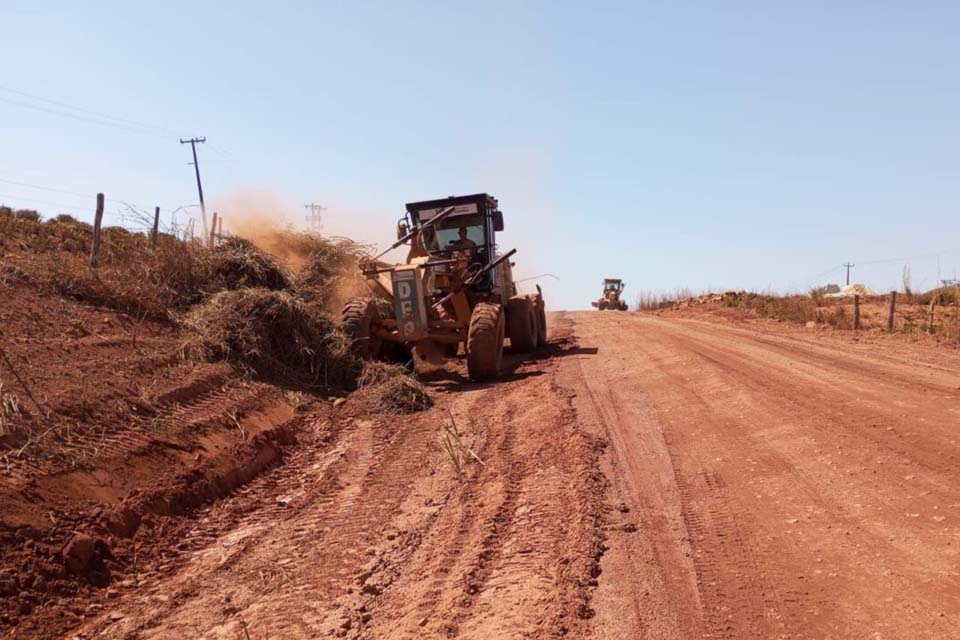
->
[180,137,208,236]
[304,203,326,233]
[843,262,855,285]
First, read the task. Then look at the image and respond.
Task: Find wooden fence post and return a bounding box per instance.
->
[887,291,898,332]
[853,294,861,330]
[90,193,105,267]
[209,211,218,248]
[151,206,160,249]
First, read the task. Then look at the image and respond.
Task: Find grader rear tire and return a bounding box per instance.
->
[506,297,537,352]
[535,299,547,347]
[467,302,504,381]
[341,297,383,359]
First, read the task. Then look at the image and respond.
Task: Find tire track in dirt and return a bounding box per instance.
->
[81,377,488,640]
[576,311,960,639]
[665,324,960,501]
[563,313,701,640]
[72,325,611,640]
[3,365,255,488]
[403,406,526,638]
[360,338,607,640]
[81,413,379,638]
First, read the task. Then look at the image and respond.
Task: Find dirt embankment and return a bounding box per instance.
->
[0,276,313,634]
[0,210,421,637]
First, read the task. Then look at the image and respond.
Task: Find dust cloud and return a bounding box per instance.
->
[210,190,308,269]
[210,189,395,270]
[209,189,377,314]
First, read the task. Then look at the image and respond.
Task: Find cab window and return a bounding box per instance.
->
[422,214,484,253]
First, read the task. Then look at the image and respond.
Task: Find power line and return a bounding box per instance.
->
[0,177,92,199]
[206,140,234,160]
[0,85,182,137]
[0,193,93,213]
[0,95,177,139]
[0,176,173,213]
[856,250,959,266]
[802,264,844,286]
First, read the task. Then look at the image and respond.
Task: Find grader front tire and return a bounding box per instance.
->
[341,297,383,359]
[467,302,504,381]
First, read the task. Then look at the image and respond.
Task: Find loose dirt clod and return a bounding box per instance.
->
[103,506,141,538]
[0,572,18,597]
[62,534,98,574]
[181,288,357,388]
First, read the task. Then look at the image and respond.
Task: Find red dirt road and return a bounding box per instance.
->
[26,311,960,638]
[576,312,960,639]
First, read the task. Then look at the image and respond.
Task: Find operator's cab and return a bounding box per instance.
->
[604,279,625,293]
[401,193,503,258]
[400,193,507,293]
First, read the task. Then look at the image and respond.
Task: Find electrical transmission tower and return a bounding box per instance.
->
[180,137,208,235]
[304,203,326,233]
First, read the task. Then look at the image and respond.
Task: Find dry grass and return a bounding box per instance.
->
[1,209,298,320]
[650,282,960,345]
[181,288,357,389]
[746,295,821,324]
[204,238,290,293]
[0,383,24,437]
[283,233,371,311]
[353,361,432,413]
[2,210,209,317]
[913,285,960,306]
[439,410,483,479]
[636,288,696,310]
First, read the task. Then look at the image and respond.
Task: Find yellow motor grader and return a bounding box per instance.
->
[341,194,546,380]
[592,278,628,311]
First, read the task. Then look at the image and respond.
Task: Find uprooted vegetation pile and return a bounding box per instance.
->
[181,288,357,388]
[0,206,428,400]
[353,361,434,414]
[203,237,291,292]
[252,227,372,308]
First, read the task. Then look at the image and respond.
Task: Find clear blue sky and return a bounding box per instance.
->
[2,2,959,309]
